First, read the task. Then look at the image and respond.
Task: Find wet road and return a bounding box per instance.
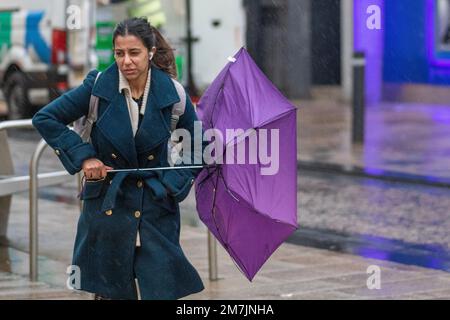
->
[294,170,450,272]
[298,170,450,250]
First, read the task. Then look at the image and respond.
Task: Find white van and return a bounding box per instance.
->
[0,0,97,119]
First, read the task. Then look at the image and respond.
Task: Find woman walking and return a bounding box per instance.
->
[32,17,204,300]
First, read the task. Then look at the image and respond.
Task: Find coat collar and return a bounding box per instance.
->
[92,62,180,109]
[118,67,151,137]
[92,63,181,168]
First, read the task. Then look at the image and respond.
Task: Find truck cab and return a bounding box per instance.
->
[0,0,97,119]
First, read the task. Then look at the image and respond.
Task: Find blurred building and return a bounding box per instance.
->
[3,0,449,108]
[381,0,450,105]
[126,0,314,99]
[348,0,450,105]
[97,0,245,92]
[190,0,246,91]
[244,0,314,100]
[245,0,450,105]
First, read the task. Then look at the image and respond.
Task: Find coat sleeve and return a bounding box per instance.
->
[32,69,100,175]
[159,90,206,203]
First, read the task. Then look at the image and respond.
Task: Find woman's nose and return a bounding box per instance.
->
[124,54,132,65]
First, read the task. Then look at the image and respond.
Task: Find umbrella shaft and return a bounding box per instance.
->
[107,165,206,173]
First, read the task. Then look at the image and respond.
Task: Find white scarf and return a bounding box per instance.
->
[118,67,152,137]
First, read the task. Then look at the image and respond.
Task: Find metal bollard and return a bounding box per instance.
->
[352,51,366,144]
[29,139,48,282]
[0,131,14,240]
[208,231,219,281]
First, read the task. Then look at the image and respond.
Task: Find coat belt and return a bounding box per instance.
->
[101,171,167,212]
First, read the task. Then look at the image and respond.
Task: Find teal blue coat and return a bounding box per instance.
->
[32,63,204,300]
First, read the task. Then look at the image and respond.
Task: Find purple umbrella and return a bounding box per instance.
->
[195,47,298,281]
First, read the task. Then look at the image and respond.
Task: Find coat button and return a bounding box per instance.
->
[147,154,154,161]
[54,149,60,156]
[105,209,113,216]
[111,153,118,159]
[134,210,141,218]
[191,178,195,185]
[137,180,143,188]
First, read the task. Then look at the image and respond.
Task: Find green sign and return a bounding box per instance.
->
[0,12,12,62]
[175,55,184,81]
[96,21,115,71]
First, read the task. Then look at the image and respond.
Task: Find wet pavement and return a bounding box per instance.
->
[0,269,88,300]
[297,87,450,181]
[0,95,6,116]
[2,164,450,299]
[2,194,450,300]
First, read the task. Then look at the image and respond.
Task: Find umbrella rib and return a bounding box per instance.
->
[210,167,229,247]
[212,168,252,280]
[217,169,237,251]
[209,84,224,129]
[207,92,216,129]
[224,240,252,281]
[208,63,233,129]
[222,128,257,151]
[257,107,297,129]
[196,164,220,187]
[196,170,226,245]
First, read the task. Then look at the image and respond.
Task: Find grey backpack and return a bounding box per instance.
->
[73,72,102,142]
[73,72,187,145]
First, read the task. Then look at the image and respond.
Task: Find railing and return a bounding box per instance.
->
[0,120,78,281]
[29,137,84,281]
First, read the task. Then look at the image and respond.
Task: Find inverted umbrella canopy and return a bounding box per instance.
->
[195,47,298,281]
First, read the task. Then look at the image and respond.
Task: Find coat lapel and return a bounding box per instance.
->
[92,63,138,168]
[134,67,181,154]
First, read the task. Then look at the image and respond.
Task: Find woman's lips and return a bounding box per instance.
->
[124,69,136,74]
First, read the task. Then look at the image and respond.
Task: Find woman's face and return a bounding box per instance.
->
[114,34,154,81]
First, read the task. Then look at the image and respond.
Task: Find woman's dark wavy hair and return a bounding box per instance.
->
[113,17,177,79]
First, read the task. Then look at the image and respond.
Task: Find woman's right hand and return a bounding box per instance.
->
[82,158,113,180]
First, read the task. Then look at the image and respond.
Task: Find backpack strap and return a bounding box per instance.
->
[82,71,102,141]
[88,71,102,122]
[170,79,186,133]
